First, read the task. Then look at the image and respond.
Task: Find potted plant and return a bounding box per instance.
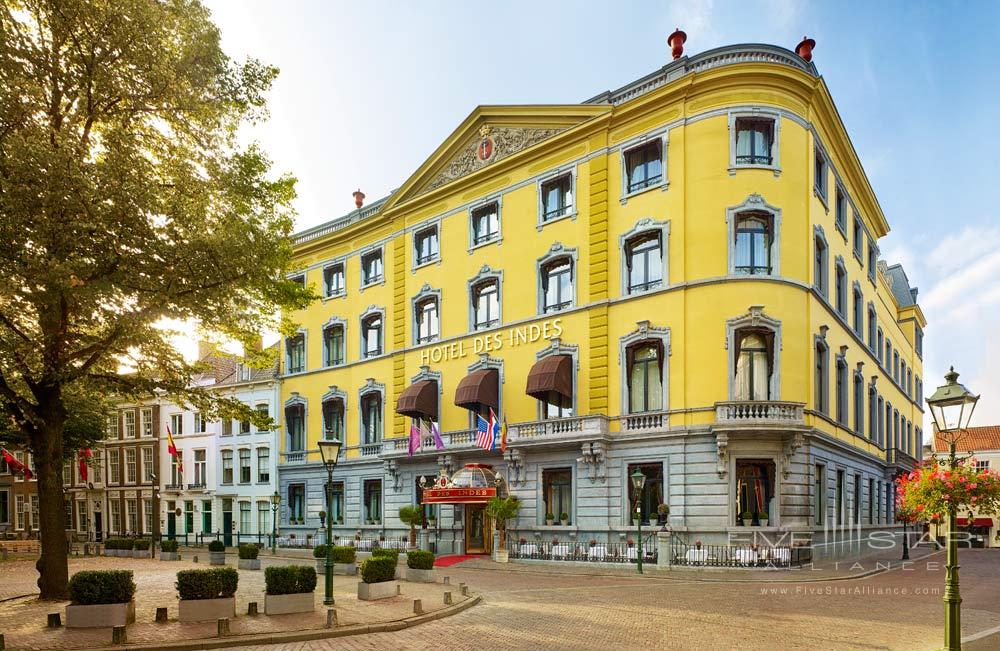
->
[160,539,179,561]
[238,543,260,570]
[545,512,555,526]
[133,539,151,558]
[208,539,226,565]
[398,505,422,550]
[337,516,344,525]
[65,570,136,628]
[741,511,754,527]
[485,496,521,564]
[264,565,316,615]
[318,510,327,526]
[427,515,437,527]
[372,547,402,578]
[758,510,769,527]
[656,503,670,526]
[559,512,570,526]
[176,567,238,622]
[405,550,436,582]
[332,545,357,575]
[357,556,397,601]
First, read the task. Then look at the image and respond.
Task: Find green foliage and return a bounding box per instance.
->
[406,550,435,570]
[545,512,555,520]
[312,544,327,559]
[360,557,396,584]
[372,548,399,564]
[176,568,239,600]
[105,538,135,551]
[486,496,521,547]
[208,540,226,552]
[897,458,1000,523]
[331,546,356,564]
[398,505,422,527]
[133,539,150,551]
[238,544,259,560]
[264,565,316,595]
[160,540,179,553]
[68,570,136,605]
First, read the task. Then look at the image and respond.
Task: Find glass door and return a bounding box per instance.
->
[464,505,492,554]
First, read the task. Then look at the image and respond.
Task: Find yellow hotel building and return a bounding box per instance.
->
[278,38,926,560]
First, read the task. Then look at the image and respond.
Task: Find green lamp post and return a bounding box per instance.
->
[630,468,646,574]
[317,439,343,606]
[925,367,979,651]
[270,491,280,555]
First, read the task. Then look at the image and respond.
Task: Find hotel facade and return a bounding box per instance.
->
[277,38,926,557]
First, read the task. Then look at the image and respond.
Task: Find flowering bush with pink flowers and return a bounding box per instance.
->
[896,457,1000,524]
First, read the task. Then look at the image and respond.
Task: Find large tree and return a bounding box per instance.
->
[0,0,311,598]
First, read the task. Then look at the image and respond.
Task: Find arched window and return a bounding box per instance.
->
[624,232,663,293]
[835,356,848,425]
[322,323,344,367]
[322,398,344,441]
[541,257,573,313]
[472,279,500,330]
[361,393,382,444]
[814,230,828,296]
[285,333,305,374]
[734,212,772,275]
[627,342,663,413]
[285,404,304,452]
[734,332,772,401]
[415,296,439,344]
[361,313,382,358]
[853,372,865,436]
[815,340,829,414]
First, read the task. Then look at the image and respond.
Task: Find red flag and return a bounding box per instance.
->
[78,448,92,482]
[2,449,33,481]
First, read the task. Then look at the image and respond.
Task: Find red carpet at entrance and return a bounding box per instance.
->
[433,554,479,567]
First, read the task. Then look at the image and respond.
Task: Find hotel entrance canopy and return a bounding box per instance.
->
[419,463,507,504]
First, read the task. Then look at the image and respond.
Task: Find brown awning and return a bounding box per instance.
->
[525,355,572,401]
[395,379,438,420]
[454,368,499,412]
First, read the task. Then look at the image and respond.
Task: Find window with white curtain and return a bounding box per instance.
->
[734,331,771,401]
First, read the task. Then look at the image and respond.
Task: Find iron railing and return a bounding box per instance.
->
[507,536,658,564]
[669,541,809,568]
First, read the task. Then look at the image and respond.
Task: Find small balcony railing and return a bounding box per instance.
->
[359,443,381,458]
[187,482,207,490]
[507,415,608,445]
[382,429,478,456]
[887,447,918,469]
[619,411,669,432]
[164,483,183,491]
[715,401,805,425]
[282,451,306,464]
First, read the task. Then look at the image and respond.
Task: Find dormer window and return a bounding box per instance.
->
[361,249,383,287]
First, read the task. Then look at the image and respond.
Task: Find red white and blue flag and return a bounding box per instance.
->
[475,409,500,451]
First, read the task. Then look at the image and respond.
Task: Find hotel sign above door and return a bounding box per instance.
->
[419,318,563,365]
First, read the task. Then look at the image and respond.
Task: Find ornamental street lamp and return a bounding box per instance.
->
[270,491,280,556]
[318,439,343,606]
[926,366,980,651]
[630,468,646,574]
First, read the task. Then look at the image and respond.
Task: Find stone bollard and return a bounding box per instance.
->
[112,626,127,645]
[47,613,61,628]
[443,576,450,585]
[193,555,198,563]
[326,608,338,628]
[443,591,453,605]
[458,582,466,593]
[155,607,168,623]
[0,632,5,650]
[396,584,401,596]
[461,585,469,597]
[247,602,258,616]
[217,618,230,637]
[413,599,423,615]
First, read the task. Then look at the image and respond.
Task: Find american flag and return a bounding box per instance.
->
[475,413,498,451]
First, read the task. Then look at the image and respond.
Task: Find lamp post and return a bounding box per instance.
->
[270,491,280,556]
[926,366,980,651]
[630,468,646,574]
[317,439,342,606]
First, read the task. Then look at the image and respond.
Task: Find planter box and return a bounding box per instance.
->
[264,592,315,615]
[405,567,437,583]
[238,558,260,570]
[133,550,151,559]
[209,551,226,566]
[160,552,180,561]
[178,596,235,622]
[65,600,135,628]
[316,560,357,575]
[357,580,398,601]
[493,549,509,563]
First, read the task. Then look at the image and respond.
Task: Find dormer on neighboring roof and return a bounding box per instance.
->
[884,263,918,308]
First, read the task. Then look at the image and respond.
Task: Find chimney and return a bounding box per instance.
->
[353,189,365,209]
[668,28,687,60]
[795,36,816,62]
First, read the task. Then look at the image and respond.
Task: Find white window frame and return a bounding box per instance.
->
[536,167,577,229]
[536,243,578,315]
[285,329,307,375]
[359,306,385,359]
[620,131,669,204]
[411,284,442,345]
[413,223,441,270]
[140,408,153,438]
[468,265,503,332]
[726,193,781,277]
[359,245,385,290]
[468,196,503,251]
[321,317,347,368]
[322,260,347,299]
[727,109,781,175]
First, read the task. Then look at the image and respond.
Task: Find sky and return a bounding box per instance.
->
[202,0,1000,437]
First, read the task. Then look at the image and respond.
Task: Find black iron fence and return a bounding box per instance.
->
[669,541,809,568]
[507,537,658,564]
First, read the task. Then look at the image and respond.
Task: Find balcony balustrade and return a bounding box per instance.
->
[618,411,669,432]
[507,415,608,445]
[715,401,805,426]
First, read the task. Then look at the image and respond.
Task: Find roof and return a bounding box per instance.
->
[884,263,918,308]
[933,426,1000,453]
[194,344,279,388]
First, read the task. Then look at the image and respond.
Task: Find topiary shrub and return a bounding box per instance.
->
[133,539,150,550]
[406,550,435,570]
[208,540,225,552]
[371,548,399,564]
[312,544,327,559]
[160,539,179,553]
[238,543,259,560]
[264,565,317,595]
[122,538,135,550]
[360,557,396,584]
[176,567,239,600]
[330,545,356,564]
[68,570,136,605]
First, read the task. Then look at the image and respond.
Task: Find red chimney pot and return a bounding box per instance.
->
[352,189,365,209]
[668,28,687,60]
[796,36,816,62]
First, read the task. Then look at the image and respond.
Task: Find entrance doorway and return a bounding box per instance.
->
[464,505,492,554]
[94,512,103,542]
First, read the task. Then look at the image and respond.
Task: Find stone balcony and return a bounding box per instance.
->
[382,428,479,458]
[507,415,609,448]
[886,446,919,473]
[714,401,806,427]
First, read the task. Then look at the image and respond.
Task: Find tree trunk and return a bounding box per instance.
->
[32,413,69,600]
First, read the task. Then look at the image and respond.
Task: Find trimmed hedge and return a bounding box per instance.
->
[331,545,356,564]
[238,543,259,560]
[264,565,317,595]
[68,570,136,605]
[406,550,434,570]
[133,539,150,551]
[360,557,396,584]
[312,544,327,559]
[371,548,399,564]
[160,539,179,553]
[208,540,225,552]
[104,538,135,550]
[176,567,239,600]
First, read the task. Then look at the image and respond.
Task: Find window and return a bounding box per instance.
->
[853,288,863,335]
[322,398,344,440]
[257,502,269,535]
[124,411,136,438]
[193,412,206,433]
[868,304,877,350]
[222,418,233,436]
[814,231,828,296]
[254,404,269,431]
[202,500,213,533]
[734,331,772,401]
[836,469,845,526]
[854,373,865,436]
[868,242,877,282]
[893,350,899,383]
[627,343,663,412]
[106,413,119,440]
[735,460,775,525]
[853,215,864,261]
[361,249,383,286]
[140,408,153,437]
[835,260,847,316]
[624,232,663,293]
[288,484,305,521]
[627,463,664,525]
[63,463,71,486]
[415,226,439,265]
[127,499,138,533]
[415,297,439,344]
[853,474,862,524]
[624,140,663,194]
[77,499,87,532]
[877,396,885,447]
[239,449,251,483]
[835,357,848,426]
[286,404,305,451]
[15,494,26,530]
[363,479,382,523]
[361,393,382,444]
[142,447,154,482]
[288,273,305,287]
[221,450,233,484]
[108,448,120,484]
[286,333,305,374]
[361,313,382,357]
[734,117,774,166]
[193,449,206,486]
[257,448,270,483]
[0,490,8,524]
[877,329,884,365]
[108,499,120,533]
[815,340,828,415]
[734,212,773,275]
[542,468,572,524]
[471,201,500,246]
[240,501,251,533]
[916,377,923,404]
[125,448,137,483]
[835,187,847,236]
[814,149,827,201]
[542,391,573,419]
[329,482,345,524]
[867,478,875,524]
[915,327,924,358]
[540,172,573,222]
[323,323,345,367]
[239,414,251,435]
[541,258,573,313]
[885,340,891,371]
[869,386,878,442]
[975,460,990,472]
[472,279,500,330]
[907,369,913,398]
[323,263,345,297]
[170,450,183,485]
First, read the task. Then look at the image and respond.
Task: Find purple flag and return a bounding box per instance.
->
[408,424,420,457]
[430,419,445,450]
